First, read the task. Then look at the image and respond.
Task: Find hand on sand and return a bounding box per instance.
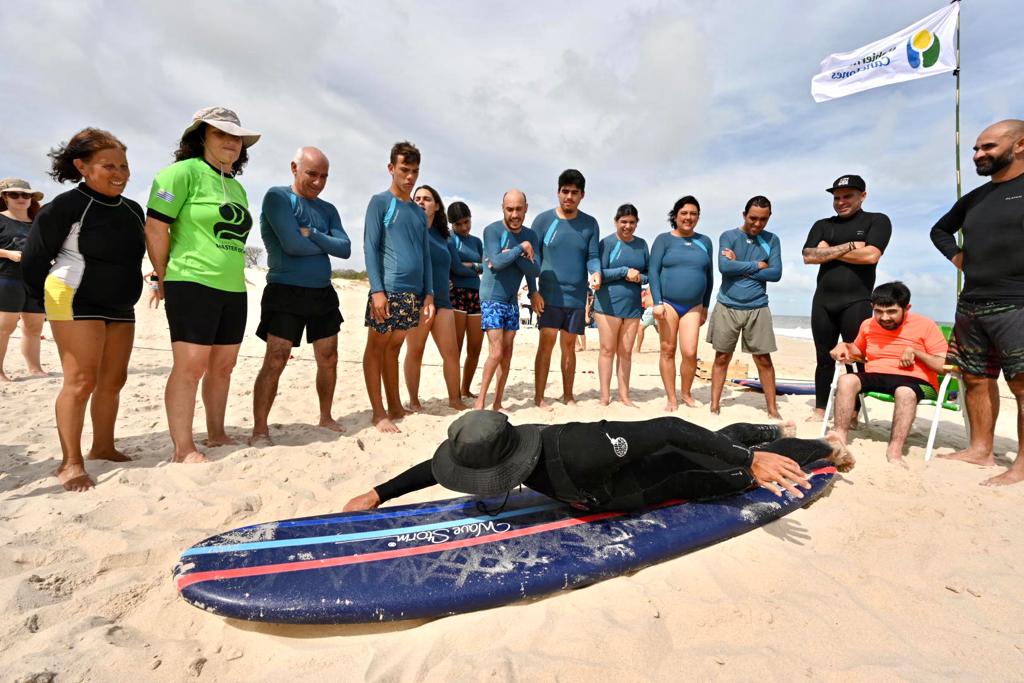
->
[56,464,95,492]
[343,489,381,512]
[751,452,811,498]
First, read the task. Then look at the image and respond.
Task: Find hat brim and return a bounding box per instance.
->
[182,119,261,148]
[826,186,865,194]
[431,424,542,496]
[1,190,43,201]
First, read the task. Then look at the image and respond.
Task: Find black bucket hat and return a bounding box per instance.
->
[431,411,542,496]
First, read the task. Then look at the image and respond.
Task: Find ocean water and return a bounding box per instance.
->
[773,315,813,340]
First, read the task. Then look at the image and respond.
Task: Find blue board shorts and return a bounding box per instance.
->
[481,300,519,331]
[538,305,586,335]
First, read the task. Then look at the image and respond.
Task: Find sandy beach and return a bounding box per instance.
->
[1,271,1022,682]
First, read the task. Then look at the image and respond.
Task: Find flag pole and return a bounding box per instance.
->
[953,0,963,294]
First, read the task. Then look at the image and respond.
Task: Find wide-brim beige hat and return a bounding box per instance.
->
[0,177,43,201]
[182,106,260,148]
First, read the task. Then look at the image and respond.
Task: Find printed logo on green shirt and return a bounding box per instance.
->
[214,202,253,243]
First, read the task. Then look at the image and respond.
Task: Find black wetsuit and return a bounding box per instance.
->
[804,210,892,409]
[374,418,833,512]
[929,172,1024,304]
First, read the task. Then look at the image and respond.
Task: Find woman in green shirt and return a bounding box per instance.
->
[143,107,260,464]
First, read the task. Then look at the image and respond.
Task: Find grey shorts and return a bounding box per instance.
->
[706,304,777,355]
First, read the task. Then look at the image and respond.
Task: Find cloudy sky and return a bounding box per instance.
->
[2,0,1020,319]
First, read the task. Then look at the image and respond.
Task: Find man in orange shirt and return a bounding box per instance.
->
[830,282,948,463]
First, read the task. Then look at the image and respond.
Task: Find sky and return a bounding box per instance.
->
[1,0,1021,320]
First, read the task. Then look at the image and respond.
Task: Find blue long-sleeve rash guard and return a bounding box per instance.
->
[649,232,714,309]
[261,186,351,288]
[593,234,650,319]
[427,226,454,309]
[533,209,600,309]
[479,220,540,304]
[449,233,483,290]
[363,189,432,296]
[716,227,782,310]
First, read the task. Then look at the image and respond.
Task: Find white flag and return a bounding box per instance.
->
[811,3,959,103]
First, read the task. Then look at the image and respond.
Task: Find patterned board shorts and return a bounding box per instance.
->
[450,285,482,315]
[947,300,1024,379]
[481,300,519,331]
[364,291,421,334]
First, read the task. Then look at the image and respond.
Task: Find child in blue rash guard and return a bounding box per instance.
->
[650,195,713,411]
[475,189,539,411]
[532,169,601,408]
[403,185,467,413]
[446,201,485,399]
[593,204,650,406]
[362,142,435,434]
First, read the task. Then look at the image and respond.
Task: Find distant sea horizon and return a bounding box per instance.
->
[772,314,953,341]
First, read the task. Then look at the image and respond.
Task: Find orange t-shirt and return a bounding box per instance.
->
[852,312,948,388]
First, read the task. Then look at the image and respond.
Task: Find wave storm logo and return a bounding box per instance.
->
[214,202,253,243]
[907,29,940,69]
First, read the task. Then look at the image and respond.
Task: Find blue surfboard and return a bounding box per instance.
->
[174,463,836,624]
[730,378,817,395]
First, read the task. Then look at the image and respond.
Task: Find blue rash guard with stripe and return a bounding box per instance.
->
[716,227,782,310]
[479,220,540,304]
[649,232,714,309]
[594,234,650,319]
[426,226,454,309]
[533,209,601,309]
[449,232,483,290]
[363,190,432,297]
[261,186,351,289]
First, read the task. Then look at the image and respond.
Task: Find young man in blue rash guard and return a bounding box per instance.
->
[251,147,351,445]
[362,141,434,434]
[475,189,539,411]
[708,196,783,418]
[531,169,601,408]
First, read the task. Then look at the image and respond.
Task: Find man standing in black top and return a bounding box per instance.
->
[930,119,1024,487]
[803,175,892,421]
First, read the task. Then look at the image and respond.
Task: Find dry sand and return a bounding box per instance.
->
[1,272,1022,681]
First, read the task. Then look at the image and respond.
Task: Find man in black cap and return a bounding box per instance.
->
[343,411,854,513]
[803,175,892,422]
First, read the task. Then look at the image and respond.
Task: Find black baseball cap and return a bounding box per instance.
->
[826,175,866,193]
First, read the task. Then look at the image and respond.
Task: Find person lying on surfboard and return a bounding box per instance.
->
[343,411,854,513]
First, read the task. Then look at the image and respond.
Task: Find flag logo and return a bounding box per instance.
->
[156,189,175,203]
[907,29,940,69]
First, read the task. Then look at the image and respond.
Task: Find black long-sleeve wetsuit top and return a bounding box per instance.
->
[929,172,1024,304]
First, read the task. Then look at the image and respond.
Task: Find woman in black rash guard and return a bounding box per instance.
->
[344,411,854,513]
[21,128,145,492]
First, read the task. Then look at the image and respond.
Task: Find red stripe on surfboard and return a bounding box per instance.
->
[176,467,836,592]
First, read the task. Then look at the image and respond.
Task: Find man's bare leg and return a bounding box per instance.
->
[363,329,400,433]
[886,386,918,464]
[752,353,781,419]
[166,341,212,463]
[474,328,505,410]
[492,331,517,411]
[402,309,432,412]
[939,372,998,465]
[982,373,1024,486]
[534,327,558,408]
[383,330,409,423]
[201,343,242,447]
[617,318,640,406]
[313,335,343,432]
[559,329,577,405]
[709,351,733,415]
[833,373,862,445]
[250,335,293,444]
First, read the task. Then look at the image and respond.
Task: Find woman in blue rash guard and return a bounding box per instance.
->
[649,195,713,412]
[593,203,649,406]
[446,201,485,399]
[403,185,468,412]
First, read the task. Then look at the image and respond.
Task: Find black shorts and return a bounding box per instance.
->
[947,300,1024,380]
[0,277,44,314]
[450,285,482,315]
[164,280,247,345]
[537,305,586,335]
[256,282,342,346]
[854,372,935,401]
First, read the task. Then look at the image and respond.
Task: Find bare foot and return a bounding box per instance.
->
[823,431,856,472]
[767,410,783,420]
[388,407,411,421]
[886,454,909,468]
[937,448,996,467]
[172,451,209,463]
[473,397,486,410]
[248,432,273,446]
[373,416,402,433]
[664,402,678,413]
[805,409,825,423]
[491,403,510,414]
[86,447,132,463]
[562,396,577,407]
[534,398,553,410]
[981,467,1024,486]
[779,420,797,438]
[55,464,95,492]
[461,390,478,399]
[0,372,11,383]
[679,395,699,408]
[620,398,637,408]
[318,417,346,433]
[709,405,720,415]
[203,434,237,447]
[407,401,424,413]
[27,368,48,377]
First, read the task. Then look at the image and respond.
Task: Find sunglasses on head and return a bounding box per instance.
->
[3,192,33,200]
